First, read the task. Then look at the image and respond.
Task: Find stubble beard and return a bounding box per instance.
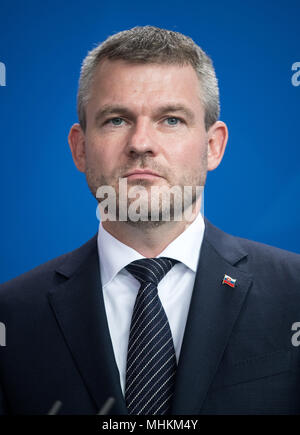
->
[85,154,207,227]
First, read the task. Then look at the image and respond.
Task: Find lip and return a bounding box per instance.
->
[124,169,162,179]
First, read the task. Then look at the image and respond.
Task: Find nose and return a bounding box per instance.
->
[126,117,159,157]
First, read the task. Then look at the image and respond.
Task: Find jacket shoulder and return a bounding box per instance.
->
[204,219,300,284]
[0,234,98,298]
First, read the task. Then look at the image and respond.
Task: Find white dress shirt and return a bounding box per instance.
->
[97,213,205,396]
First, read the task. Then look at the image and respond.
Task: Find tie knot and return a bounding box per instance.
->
[125,257,178,286]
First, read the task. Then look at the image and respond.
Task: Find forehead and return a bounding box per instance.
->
[88,59,203,112]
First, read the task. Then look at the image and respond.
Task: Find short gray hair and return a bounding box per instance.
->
[77,26,220,131]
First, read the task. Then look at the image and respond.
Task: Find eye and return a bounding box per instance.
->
[164,117,181,126]
[107,117,125,126]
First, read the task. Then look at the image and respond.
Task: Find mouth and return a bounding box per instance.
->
[123,169,163,180]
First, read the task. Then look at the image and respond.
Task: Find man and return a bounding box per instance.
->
[0,26,300,415]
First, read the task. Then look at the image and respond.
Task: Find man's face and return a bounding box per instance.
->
[69,59,226,222]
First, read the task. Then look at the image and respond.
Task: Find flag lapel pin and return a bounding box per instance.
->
[222,274,237,288]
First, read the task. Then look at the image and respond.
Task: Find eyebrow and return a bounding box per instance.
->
[154,104,195,122]
[94,103,195,124]
[95,105,133,124]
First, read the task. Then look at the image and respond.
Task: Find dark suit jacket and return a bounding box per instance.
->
[1,219,300,415]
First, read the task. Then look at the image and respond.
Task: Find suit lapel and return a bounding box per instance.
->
[47,236,128,415]
[46,219,253,415]
[171,220,253,414]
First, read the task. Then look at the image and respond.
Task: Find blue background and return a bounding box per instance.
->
[0,0,299,283]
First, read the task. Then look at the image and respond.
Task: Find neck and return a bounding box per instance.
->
[101,200,201,257]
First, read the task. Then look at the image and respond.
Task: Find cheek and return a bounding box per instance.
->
[192,137,207,161]
[85,137,118,175]
[172,140,207,169]
[86,143,104,169]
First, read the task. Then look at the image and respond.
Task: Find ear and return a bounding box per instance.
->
[207,121,228,171]
[68,123,86,173]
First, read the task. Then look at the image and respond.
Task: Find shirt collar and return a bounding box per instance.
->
[97,212,205,287]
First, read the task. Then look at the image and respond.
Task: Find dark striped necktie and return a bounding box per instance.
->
[125,257,178,415]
